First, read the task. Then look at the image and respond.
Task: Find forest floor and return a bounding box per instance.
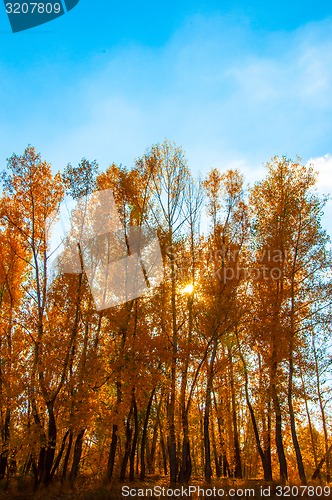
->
[1,476,332,499]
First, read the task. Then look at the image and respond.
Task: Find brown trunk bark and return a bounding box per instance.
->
[44,400,57,486]
[211,417,221,478]
[106,424,118,482]
[69,429,85,486]
[288,350,306,483]
[271,345,288,482]
[140,388,155,480]
[129,395,138,481]
[61,430,73,483]
[204,340,217,483]
[50,430,69,480]
[236,329,273,481]
[120,408,133,482]
[300,367,318,471]
[313,334,330,482]
[312,443,332,480]
[229,351,242,478]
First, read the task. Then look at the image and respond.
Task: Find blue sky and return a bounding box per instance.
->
[1,0,332,229]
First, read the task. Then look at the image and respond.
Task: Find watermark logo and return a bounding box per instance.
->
[3,0,79,33]
[47,189,164,311]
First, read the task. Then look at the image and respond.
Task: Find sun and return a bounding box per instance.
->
[181,283,194,295]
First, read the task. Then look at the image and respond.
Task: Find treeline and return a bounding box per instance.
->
[0,141,331,489]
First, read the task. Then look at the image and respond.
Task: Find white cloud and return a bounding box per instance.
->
[307,153,332,204]
[307,154,332,237]
[307,154,332,192]
[1,14,332,195]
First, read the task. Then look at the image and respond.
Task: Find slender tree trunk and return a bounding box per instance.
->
[129,395,139,482]
[69,429,85,487]
[44,400,57,486]
[0,408,10,480]
[32,456,39,489]
[178,413,192,484]
[140,389,155,480]
[312,443,332,480]
[169,246,178,484]
[313,334,330,482]
[178,292,194,484]
[272,385,288,481]
[271,343,288,482]
[148,393,163,474]
[300,367,318,471]
[158,415,168,476]
[204,340,217,483]
[106,424,118,483]
[236,329,273,481]
[105,313,132,483]
[61,430,73,483]
[50,430,69,480]
[213,392,230,478]
[229,351,242,478]
[211,417,221,478]
[0,315,12,481]
[35,410,47,485]
[288,349,306,482]
[120,409,133,482]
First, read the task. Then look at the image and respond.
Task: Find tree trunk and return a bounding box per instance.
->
[69,429,85,486]
[271,345,288,482]
[312,443,332,480]
[178,412,192,484]
[211,418,221,478]
[44,400,57,486]
[229,352,242,479]
[129,394,139,482]
[148,412,159,474]
[288,350,306,483]
[158,416,168,476]
[178,291,194,484]
[313,334,330,482]
[120,409,133,482]
[204,340,217,483]
[169,249,178,484]
[0,408,10,480]
[300,367,318,471]
[213,392,230,478]
[106,424,118,483]
[236,329,273,481]
[61,430,73,483]
[50,430,69,480]
[140,389,155,480]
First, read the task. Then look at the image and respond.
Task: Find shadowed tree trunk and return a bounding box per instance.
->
[61,430,73,483]
[300,367,319,473]
[140,389,155,480]
[106,424,118,483]
[120,408,133,482]
[129,393,139,482]
[229,351,242,479]
[211,418,221,478]
[312,444,332,480]
[236,329,273,481]
[288,348,306,483]
[0,408,10,480]
[204,340,217,483]
[50,430,69,480]
[44,400,57,486]
[69,429,85,487]
[271,349,288,482]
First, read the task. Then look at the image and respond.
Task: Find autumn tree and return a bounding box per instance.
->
[202,168,248,482]
[1,146,64,485]
[249,156,331,482]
